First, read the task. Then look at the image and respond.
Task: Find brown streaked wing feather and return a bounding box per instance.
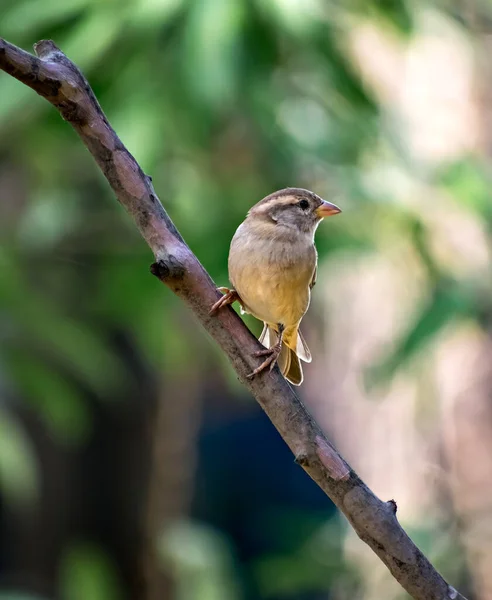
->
[277,339,291,380]
[296,329,312,363]
[309,264,317,290]
[284,348,303,385]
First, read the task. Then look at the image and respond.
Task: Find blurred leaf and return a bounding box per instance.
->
[62,7,126,68]
[437,157,492,222]
[159,520,243,600]
[59,542,123,600]
[254,0,323,38]
[182,0,245,109]
[371,0,413,33]
[2,0,90,40]
[110,73,166,169]
[253,516,360,597]
[0,408,39,506]
[348,0,413,34]
[0,77,43,127]
[5,349,92,445]
[0,253,126,396]
[17,188,82,250]
[131,0,185,27]
[367,280,475,386]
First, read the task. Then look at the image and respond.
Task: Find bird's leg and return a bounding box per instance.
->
[209,287,241,315]
[247,324,284,379]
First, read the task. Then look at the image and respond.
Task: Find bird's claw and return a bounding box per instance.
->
[247,345,281,379]
[253,347,276,357]
[209,288,240,315]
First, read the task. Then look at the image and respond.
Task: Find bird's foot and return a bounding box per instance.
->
[247,341,282,380]
[209,287,240,315]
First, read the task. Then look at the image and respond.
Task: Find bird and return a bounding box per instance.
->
[210,188,341,385]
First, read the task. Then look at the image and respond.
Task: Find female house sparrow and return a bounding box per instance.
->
[211,188,341,385]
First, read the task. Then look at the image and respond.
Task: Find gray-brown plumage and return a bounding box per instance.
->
[210,188,341,385]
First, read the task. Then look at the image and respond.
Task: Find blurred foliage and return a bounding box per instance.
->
[159,521,243,600]
[0,0,490,597]
[0,408,39,507]
[59,542,123,600]
[252,517,361,598]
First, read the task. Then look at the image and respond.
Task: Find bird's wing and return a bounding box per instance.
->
[296,328,312,363]
[309,264,317,290]
[259,323,270,347]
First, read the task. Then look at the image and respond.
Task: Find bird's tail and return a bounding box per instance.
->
[259,325,311,386]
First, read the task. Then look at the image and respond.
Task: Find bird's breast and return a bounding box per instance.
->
[228,222,317,327]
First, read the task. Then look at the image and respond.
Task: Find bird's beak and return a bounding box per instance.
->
[315,200,342,219]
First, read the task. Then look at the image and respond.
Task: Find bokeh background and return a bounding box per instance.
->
[1,0,491,598]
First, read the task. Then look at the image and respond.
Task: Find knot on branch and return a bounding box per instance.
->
[150,257,185,281]
[34,39,62,61]
[294,453,309,467]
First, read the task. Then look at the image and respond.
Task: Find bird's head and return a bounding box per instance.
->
[248,188,341,235]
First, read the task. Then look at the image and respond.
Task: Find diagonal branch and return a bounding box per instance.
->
[0,37,467,600]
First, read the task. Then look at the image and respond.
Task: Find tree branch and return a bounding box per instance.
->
[0,37,467,600]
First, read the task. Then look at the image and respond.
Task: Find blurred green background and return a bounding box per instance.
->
[1,0,491,598]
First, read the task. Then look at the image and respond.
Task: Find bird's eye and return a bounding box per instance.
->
[298,199,309,210]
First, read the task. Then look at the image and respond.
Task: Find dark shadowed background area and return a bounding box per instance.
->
[1,0,491,598]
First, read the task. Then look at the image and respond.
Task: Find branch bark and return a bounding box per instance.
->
[0,37,468,600]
